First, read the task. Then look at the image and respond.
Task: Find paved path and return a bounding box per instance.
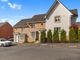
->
[0,44,80,60]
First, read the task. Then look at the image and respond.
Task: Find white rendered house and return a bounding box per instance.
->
[45,0,78,37]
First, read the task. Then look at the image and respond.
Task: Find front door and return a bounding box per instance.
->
[24,34,28,43]
[36,31,39,41]
[14,34,19,43]
[16,35,19,42]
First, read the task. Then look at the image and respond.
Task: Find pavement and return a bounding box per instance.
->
[0,43,80,60]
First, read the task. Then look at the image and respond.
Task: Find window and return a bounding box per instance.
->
[55,16,61,22]
[54,27,61,32]
[31,32,36,38]
[20,34,24,40]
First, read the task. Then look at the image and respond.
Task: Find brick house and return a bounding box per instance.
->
[14,14,45,43]
[13,0,78,43]
[0,22,13,39]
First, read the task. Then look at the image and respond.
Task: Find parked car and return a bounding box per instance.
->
[0,38,12,47]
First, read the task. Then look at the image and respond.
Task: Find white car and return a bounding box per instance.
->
[0,38,12,47]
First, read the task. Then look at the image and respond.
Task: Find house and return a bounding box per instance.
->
[0,22,13,39]
[14,15,46,43]
[74,22,80,29]
[14,0,78,43]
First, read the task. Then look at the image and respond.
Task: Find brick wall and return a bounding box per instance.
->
[0,22,13,39]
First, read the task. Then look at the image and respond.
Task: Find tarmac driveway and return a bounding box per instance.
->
[0,43,80,60]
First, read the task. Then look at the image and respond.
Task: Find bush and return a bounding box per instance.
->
[78,28,80,42]
[53,30,59,43]
[40,30,46,43]
[61,30,66,43]
[69,27,77,43]
[47,30,52,43]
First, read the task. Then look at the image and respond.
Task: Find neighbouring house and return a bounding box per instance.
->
[14,0,78,43]
[0,22,13,40]
[75,22,80,29]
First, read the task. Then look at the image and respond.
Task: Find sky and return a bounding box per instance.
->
[0,0,80,26]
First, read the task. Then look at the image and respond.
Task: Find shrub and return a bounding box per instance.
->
[61,30,66,43]
[78,28,80,42]
[40,30,46,43]
[47,30,52,43]
[69,27,77,43]
[53,30,59,43]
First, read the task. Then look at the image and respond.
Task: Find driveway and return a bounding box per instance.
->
[0,43,80,60]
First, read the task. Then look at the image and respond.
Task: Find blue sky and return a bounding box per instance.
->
[0,0,80,26]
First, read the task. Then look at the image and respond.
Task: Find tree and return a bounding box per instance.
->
[40,30,46,43]
[47,30,52,43]
[78,28,80,42]
[53,30,59,43]
[61,30,66,43]
[69,27,77,43]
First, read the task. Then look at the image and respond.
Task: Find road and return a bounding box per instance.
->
[0,44,80,60]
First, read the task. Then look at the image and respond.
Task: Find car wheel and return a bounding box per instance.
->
[1,44,5,47]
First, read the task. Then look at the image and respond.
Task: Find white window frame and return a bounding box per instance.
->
[55,16,61,23]
[31,32,36,39]
[54,27,61,32]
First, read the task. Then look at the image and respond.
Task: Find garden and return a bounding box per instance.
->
[40,27,80,43]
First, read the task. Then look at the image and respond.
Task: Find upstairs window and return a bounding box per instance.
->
[55,16,61,23]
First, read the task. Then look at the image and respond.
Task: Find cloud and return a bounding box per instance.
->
[0,18,14,25]
[1,0,22,10]
[8,2,22,10]
[1,0,8,2]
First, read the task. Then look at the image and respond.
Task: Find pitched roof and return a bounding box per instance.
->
[46,0,78,18]
[32,14,46,21]
[14,0,78,28]
[70,9,78,17]
[0,22,9,28]
[14,19,32,28]
[14,14,46,28]
[0,23,4,27]
[46,0,59,18]
[14,10,78,28]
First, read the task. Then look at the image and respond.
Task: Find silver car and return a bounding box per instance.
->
[0,38,12,47]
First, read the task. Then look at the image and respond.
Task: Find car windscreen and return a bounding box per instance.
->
[1,40,6,41]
